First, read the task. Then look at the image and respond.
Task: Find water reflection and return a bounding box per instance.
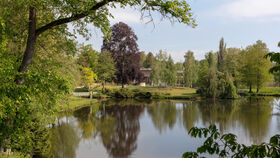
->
[147,102,178,133]
[49,119,80,158]
[99,105,144,158]
[49,97,279,158]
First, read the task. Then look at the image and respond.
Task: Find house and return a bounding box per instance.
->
[176,70,184,86]
[140,68,152,86]
[140,67,185,86]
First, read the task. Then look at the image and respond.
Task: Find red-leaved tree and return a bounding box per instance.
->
[102,22,143,88]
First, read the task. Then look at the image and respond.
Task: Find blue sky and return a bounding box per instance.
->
[76,0,280,62]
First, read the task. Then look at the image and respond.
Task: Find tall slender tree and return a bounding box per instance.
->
[184,51,198,87]
[218,37,226,72]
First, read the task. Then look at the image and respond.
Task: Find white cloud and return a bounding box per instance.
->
[215,0,280,20]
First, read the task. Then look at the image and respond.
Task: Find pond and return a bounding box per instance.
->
[49,97,280,158]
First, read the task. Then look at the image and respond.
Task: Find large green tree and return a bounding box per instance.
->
[0,12,80,155]
[240,40,272,93]
[77,45,99,73]
[97,51,116,90]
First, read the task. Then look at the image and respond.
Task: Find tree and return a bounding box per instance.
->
[144,52,155,68]
[240,41,272,93]
[176,62,184,85]
[80,66,98,99]
[175,62,184,71]
[198,50,238,99]
[0,15,80,154]
[151,59,161,85]
[77,45,99,73]
[273,72,280,86]
[199,52,218,98]
[139,51,147,68]
[265,42,280,87]
[265,42,280,73]
[224,48,241,88]
[97,51,116,91]
[184,51,198,87]
[101,22,142,88]
[151,50,169,86]
[0,0,196,85]
[164,55,177,86]
[218,37,226,72]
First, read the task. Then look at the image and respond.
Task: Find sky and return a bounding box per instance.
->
[75,0,280,62]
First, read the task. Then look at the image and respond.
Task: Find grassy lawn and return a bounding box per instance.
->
[0,153,25,158]
[238,87,280,95]
[58,96,97,112]
[94,85,200,99]
[127,86,199,98]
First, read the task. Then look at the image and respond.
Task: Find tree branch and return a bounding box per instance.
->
[35,0,114,36]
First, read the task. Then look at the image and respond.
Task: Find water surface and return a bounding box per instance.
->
[50,97,280,158]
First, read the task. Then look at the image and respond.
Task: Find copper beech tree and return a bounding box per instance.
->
[102,22,142,88]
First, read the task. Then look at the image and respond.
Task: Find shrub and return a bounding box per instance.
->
[134,91,152,99]
[114,88,134,98]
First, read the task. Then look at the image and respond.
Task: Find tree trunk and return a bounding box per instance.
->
[249,84,252,93]
[102,79,105,92]
[90,91,92,99]
[17,7,37,85]
[121,57,125,88]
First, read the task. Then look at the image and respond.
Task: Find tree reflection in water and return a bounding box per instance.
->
[49,97,277,157]
[147,101,178,133]
[98,104,144,158]
[72,100,145,158]
[146,98,274,144]
[49,119,80,158]
[185,97,274,144]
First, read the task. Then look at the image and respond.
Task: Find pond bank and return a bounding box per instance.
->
[89,86,201,100]
[238,87,280,97]
[58,96,98,112]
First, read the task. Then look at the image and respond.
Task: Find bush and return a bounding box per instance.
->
[151,92,165,99]
[74,87,88,92]
[134,91,152,99]
[114,88,134,98]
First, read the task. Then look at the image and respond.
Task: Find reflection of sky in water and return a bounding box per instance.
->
[51,98,280,158]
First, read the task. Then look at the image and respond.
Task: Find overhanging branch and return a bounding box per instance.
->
[35,0,114,36]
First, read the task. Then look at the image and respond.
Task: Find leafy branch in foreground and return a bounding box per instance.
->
[183,125,280,158]
[265,42,280,73]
